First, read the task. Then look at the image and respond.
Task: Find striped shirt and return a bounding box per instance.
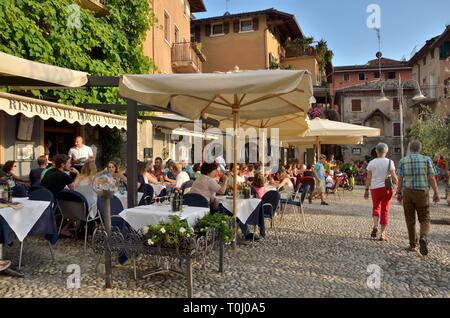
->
[398,152,434,190]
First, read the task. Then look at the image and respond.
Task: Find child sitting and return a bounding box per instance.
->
[325,170,335,192]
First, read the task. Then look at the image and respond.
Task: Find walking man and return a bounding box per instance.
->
[396,141,440,256]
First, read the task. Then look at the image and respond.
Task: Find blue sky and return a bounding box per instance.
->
[195,0,450,66]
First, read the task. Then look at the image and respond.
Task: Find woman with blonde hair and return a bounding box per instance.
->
[74,161,99,219]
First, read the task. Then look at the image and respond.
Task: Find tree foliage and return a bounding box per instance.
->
[0,0,156,106]
[410,108,450,158]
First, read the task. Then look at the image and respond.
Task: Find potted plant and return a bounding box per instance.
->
[195,213,234,244]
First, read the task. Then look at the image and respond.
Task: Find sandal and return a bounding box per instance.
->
[379,234,388,241]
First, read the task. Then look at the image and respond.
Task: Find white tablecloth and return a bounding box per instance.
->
[119,205,209,231]
[114,192,144,209]
[218,197,261,224]
[0,198,51,242]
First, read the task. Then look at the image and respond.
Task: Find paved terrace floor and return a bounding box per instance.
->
[0,188,449,298]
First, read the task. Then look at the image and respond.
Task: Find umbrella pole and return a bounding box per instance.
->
[232,100,239,249]
[261,129,266,176]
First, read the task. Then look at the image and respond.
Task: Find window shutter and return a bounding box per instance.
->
[233,20,240,33]
[351,100,362,112]
[393,98,399,110]
[205,24,211,37]
[224,21,230,34]
[253,17,259,31]
[195,25,201,42]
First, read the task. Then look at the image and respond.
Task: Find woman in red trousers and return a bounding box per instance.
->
[364,143,398,241]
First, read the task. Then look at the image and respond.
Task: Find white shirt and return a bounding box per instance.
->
[68,145,93,163]
[74,178,98,218]
[367,158,395,190]
[175,171,190,189]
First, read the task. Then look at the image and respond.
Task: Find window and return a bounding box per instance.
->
[343,73,350,81]
[430,48,435,59]
[423,56,427,65]
[393,122,401,137]
[359,73,366,81]
[164,11,171,44]
[352,148,362,155]
[388,72,396,79]
[393,97,400,111]
[240,19,253,32]
[211,23,224,36]
[374,71,380,79]
[174,26,180,44]
[351,99,362,112]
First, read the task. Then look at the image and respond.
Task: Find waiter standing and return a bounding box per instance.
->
[68,136,94,171]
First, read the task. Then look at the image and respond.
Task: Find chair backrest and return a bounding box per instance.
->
[29,187,55,203]
[182,193,209,208]
[28,185,43,194]
[110,195,124,216]
[261,190,281,213]
[56,190,89,221]
[138,184,154,205]
[11,184,28,198]
[181,180,194,192]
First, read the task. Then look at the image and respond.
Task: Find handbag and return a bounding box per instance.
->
[385,159,393,190]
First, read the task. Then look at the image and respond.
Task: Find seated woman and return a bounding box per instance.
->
[275,171,295,192]
[163,160,176,184]
[325,170,335,192]
[74,161,98,219]
[227,163,246,184]
[190,162,228,209]
[106,161,127,185]
[0,161,29,187]
[251,173,267,199]
[144,160,159,185]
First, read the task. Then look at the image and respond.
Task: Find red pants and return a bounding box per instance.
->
[370,187,393,226]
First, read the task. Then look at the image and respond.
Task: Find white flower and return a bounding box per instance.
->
[143,226,149,234]
[147,239,154,245]
[160,227,166,234]
[222,221,227,224]
[179,227,186,234]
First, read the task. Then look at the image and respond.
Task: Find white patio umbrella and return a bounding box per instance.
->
[283,118,381,159]
[119,69,313,242]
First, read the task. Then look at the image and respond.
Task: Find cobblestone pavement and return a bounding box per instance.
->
[0,188,449,298]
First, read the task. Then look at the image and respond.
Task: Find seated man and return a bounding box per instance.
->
[29,155,48,186]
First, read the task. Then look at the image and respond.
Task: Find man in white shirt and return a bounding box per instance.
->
[68,136,94,171]
[172,163,190,189]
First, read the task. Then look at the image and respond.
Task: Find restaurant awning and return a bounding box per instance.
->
[0,52,89,88]
[0,92,127,130]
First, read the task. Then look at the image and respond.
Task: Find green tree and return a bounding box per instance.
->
[410,108,450,158]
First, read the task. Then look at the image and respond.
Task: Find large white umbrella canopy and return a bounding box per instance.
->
[119,70,313,121]
[119,70,313,242]
[0,52,88,87]
[284,118,381,158]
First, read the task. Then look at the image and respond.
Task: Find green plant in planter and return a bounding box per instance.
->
[195,213,234,244]
[144,215,193,246]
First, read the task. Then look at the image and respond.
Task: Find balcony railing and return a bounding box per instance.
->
[171,42,205,73]
[78,0,108,15]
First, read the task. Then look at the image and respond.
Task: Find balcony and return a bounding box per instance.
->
[171,42,206,73]
[78,0,108,15]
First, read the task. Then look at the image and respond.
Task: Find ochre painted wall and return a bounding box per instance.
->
[282,56,320,85]
[143,0,192,74]
[198,14,268,72]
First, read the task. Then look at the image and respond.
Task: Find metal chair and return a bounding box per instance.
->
[139,184,154,206]
[56,190,102,253]
[17,188,56,269]
[279,186,307,230]
[11,184,28,198]
[182,193,209,208]
[180,180,194,194]
[260,190,281,240]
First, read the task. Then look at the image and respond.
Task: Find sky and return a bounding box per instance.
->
[195,0,450,66]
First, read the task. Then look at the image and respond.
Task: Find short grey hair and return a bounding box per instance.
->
[410,140,422,152]
[375,143,389,156]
